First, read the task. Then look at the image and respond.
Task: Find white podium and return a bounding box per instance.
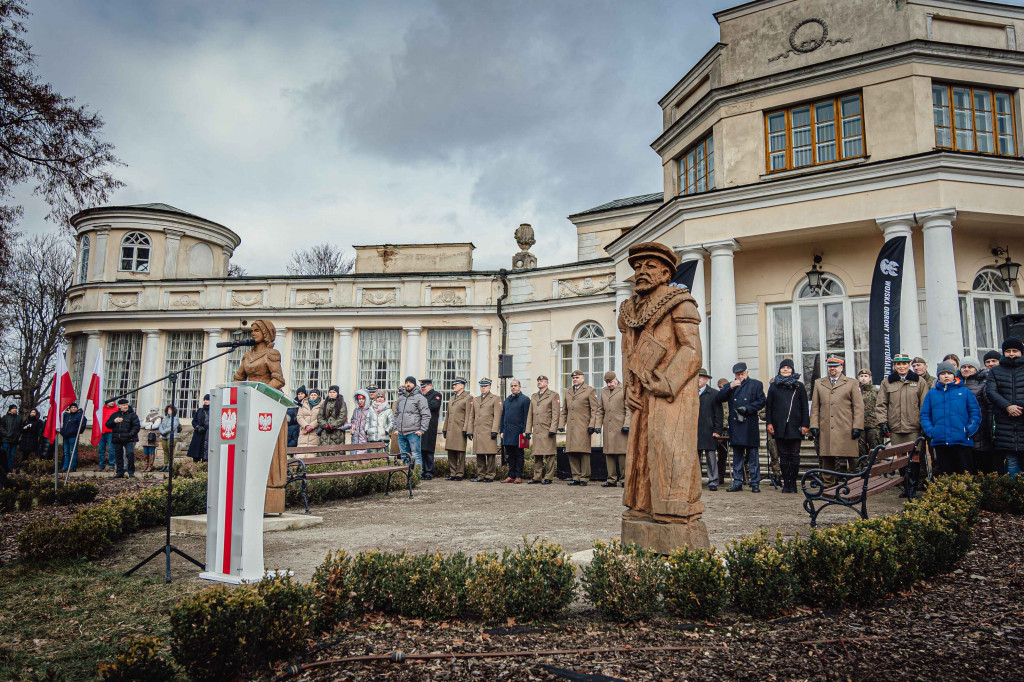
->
[200,382,293,584]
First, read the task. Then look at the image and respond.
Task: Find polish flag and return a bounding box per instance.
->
[86,348,105,446]
[43,346,77,443]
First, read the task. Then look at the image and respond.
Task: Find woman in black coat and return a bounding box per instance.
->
[18,409,44,464]
[985,337,1024,477]
[186,394,211,462]
[764,359,809,493]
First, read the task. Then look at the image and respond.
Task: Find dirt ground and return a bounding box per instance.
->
[105,477,905,583]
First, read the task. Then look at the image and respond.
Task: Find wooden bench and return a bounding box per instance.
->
[801,437,926,527]
[286,441,413,514]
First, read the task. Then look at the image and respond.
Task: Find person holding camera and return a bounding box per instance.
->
[714,362,766,493]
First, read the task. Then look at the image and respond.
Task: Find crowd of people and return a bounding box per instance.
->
[3,337,1023,492]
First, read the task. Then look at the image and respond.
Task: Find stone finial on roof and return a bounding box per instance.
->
[512,223,537,270]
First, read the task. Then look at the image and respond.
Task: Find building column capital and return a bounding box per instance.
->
[917,207,958,229]
[674,244,707,261]
[473,326,492,334]
[84,330,103,338]
[402,326,422,334]
[164,228,185,241]
[203,327,222,334]
[704,239,740,256]
[611,281,633,294]
[335,326,353,336]
[140,328,161,337]
[95,225,111,236]
[876,212,916,239]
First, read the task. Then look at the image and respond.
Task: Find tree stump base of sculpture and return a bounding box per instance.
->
[621,517,711,555]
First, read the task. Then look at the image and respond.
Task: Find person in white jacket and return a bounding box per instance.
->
[367,390,394,443]
[140,407,161,472]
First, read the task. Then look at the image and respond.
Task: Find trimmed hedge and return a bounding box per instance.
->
[582,540,664,622]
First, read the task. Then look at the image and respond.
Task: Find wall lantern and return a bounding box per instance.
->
[992,247,1021,289]
[805,254,824,295]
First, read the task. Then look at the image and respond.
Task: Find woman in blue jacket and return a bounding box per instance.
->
[920,360,981,476]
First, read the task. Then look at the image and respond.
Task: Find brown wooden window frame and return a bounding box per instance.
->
[932,82,1017,157]
[677,132,714,196]
[764,92,866,173]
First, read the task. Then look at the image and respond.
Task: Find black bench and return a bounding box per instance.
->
[801,437,926,527]
[286,441,413,514]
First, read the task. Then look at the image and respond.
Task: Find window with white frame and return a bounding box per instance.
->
[290,330,334,392]
[426,329,472,420]
[104,332,142,406]
[71,336,87,394]
[959,268,1019,358]
[77,236,90,284]
[223,329,247,382]
[358,329,401,403]
[163,332,205,417]
[768,274,870,393]
[559,322,614,395]
[119,232,151,273]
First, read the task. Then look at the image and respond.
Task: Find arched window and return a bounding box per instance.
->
[559,322,615,393]
[119,232,151,273]
[959,268,1018,358]
[77,235,90,284]
[769,273,870,391]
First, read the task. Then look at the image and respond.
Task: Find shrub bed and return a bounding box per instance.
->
[0,478,99,514]
[582,540,664,622]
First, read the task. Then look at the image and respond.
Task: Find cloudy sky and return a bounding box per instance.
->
[16,0,727,273]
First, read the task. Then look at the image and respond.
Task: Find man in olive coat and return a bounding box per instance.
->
[466,378,502,482]
[598,371,630,487]
[809,356,864,473]
[526,375,559,484]
[560,369,600,486]
[441,377,471,480]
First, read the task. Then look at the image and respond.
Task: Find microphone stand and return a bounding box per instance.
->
[117,343,243,583]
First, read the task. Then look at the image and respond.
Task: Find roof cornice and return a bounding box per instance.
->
[657,43,725,109]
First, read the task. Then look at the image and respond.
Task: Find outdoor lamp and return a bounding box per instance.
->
[993,247,1020,289]
[805,254,824,295]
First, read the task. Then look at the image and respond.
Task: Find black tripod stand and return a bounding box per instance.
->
[116,345,239,583]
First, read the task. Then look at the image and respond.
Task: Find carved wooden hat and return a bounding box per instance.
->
[627,241,679,272]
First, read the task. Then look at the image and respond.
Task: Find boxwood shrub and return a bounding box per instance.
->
[664,547,729,620]
[581,540,664,622]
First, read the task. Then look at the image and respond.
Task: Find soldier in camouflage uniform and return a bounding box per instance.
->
[857,369,883,460]
[759,381,782,487]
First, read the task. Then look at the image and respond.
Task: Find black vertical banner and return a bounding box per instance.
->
[671,260,698,290]
[869,236,906,381]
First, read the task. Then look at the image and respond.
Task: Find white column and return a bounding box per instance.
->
[877,213,924,360]
[474,326,491,381]
[677,245,710,372]
[203,328,223,393]
[404,326,422,380]
[139,329,162,411]
[276,327,290,388]
[164,228,184,278]
[81,331,102,392]
[335,326,353,390]
[706,239,740,382]
[611,281,632,376]
[93,227,110,281]
[221,246,232,277]
[918,207,961,362]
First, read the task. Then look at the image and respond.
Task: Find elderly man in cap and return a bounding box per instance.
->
[810,356,864,476]
[106,398,141,479]
[561,369,600,486]
[500,379,530,483]
[418,378,444,480]
[526,375,559,484]
[912,357,936,389]
[467,378,502,482]
[697,368,724,490]
[857,368,883,460]
[442,377,471,480]
[714,362,766,492]
[598,371,630,487]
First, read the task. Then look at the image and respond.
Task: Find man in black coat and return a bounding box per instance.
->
[985,336,1024,478]
[714,362,767,492]
[697,368,724,490]
[186,395,211,462]
[106,399,141,478]
[419,378,444,480]
[500,379,531,483]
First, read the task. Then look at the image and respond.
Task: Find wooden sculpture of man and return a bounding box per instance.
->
[618,241,710,552]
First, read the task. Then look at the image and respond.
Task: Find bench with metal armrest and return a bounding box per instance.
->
[286,441,413,514]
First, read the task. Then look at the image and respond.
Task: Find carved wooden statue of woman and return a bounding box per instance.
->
[233,320,285,390]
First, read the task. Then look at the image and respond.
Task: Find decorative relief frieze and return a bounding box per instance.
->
[108,292,140,309]
[431,287,466,306]
[296,290,331,306]
[768,18,851,63]
[169,292,202,308]
[231,291,264,307]
[69,295,84,312]
[362,288,398,306]
[557,274,614,298]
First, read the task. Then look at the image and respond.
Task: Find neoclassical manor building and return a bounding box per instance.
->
[63,0,1024,427]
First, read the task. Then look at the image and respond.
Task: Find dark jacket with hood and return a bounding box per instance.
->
[986,355,1024,451]
[59,411,87,440]
[19,415,44,453]
[186,403,210,460]
[765,373,810,440]
[963,369,994,451]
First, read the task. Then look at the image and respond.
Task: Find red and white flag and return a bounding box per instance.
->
[86,348,105,446]
[44,346,77,443]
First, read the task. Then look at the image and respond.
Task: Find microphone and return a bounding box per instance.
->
[216,338,257,348]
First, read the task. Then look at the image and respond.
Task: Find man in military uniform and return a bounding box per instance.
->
[441,377,471,481]
[598,371,630,487]
[418,378,444,480]
[857,368,883,459]
[466,378,502,482]
[560,369,600,486]
[526,375,559,484]
[809,356,864,475]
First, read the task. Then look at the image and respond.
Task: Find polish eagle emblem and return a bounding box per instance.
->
[220,408,237,440]
[258,413,273,432]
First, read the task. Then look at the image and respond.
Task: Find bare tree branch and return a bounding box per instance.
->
[287,243,354,276]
